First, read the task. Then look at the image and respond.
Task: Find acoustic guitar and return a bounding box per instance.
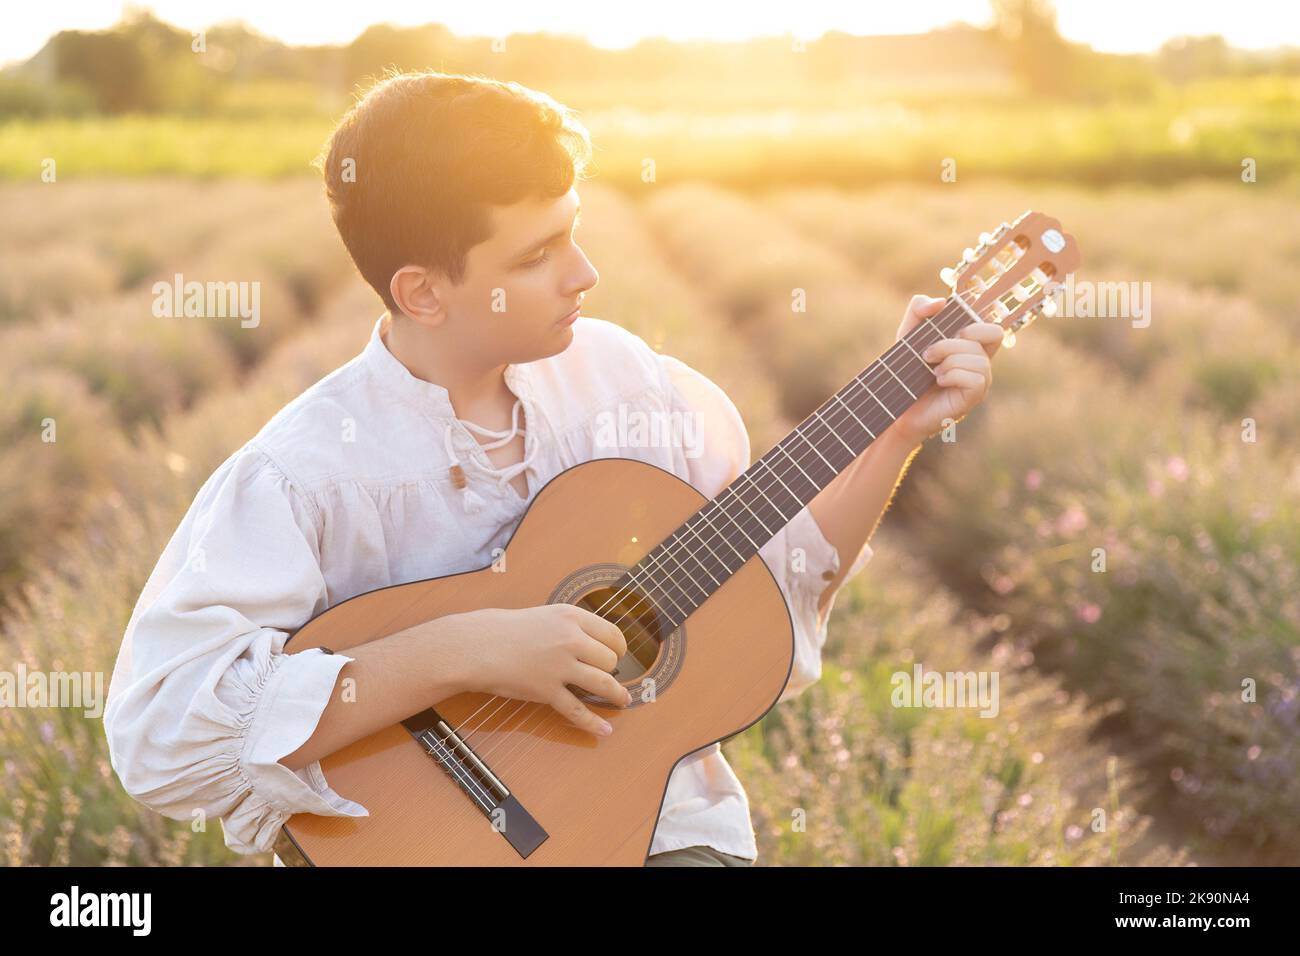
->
[276,211,1081,866]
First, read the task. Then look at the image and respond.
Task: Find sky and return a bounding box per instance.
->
[3,0,1297,68]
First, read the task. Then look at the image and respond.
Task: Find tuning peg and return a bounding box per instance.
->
[1011,306,1046,334]
[1002,329,1017,349]
[940,266,958,287]
[1038,297,1058,318]
[962,247,977,263]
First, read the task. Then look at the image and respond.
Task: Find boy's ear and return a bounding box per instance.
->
[390,265,448,327]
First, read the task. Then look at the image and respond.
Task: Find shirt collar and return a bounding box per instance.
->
[361,312,531,418]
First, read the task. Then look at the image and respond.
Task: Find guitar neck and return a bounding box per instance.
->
[631,294,982,630]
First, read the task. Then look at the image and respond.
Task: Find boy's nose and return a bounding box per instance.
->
[572,247,599,293]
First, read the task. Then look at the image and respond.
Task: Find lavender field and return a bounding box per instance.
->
[2,175,1295,865]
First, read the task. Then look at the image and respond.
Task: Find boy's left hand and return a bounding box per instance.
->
[891,294,1005,446]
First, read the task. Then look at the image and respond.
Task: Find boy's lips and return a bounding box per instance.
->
[558,305,580,326]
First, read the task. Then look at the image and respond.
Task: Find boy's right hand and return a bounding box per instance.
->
[450,604,631,737]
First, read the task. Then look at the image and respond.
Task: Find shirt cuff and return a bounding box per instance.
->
[763,508,874,705]
[226,647,369,853]
[783,506,875,615]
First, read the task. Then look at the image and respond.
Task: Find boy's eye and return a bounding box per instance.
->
[522,249,551,268]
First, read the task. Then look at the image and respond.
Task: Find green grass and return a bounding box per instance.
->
[3,78,1299,186]
[0,116,333,179]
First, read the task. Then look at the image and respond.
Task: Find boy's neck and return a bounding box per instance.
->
[382,311,517,425]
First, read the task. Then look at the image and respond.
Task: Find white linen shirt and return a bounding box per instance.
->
[103,311,873,864]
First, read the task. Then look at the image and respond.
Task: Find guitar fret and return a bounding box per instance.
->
[832,393,875,440]
[881,359,917,400]
[695,500,755,560]
[752,457,803,517]
[858,378,898,421]
[670,523,727,586]
[790,424,837,474]
[639,555,693,619]
[813,408,856,456]
[898,337,927,365]
[651,530,716,602]
[648,584,688,621]
[733,475,788,527]
[682,510,743,575]
[774,441,822,489]
[720,483,774,537]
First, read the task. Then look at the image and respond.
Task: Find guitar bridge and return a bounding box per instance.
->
[401,707,549,859]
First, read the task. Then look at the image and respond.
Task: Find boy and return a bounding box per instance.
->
[103,71,1001,866]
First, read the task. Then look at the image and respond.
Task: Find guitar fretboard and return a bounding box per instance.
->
[630,294,983,630]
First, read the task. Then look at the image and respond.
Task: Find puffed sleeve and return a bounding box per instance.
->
[102,444,368,856]
[656,354,874,705]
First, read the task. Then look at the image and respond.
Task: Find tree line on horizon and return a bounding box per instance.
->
[3,1,1298,119]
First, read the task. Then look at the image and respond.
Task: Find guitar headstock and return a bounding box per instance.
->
[940,211,1081,346]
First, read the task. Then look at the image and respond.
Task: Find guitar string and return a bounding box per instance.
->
[473,295,985,772]
[438,293,986,774]
[412,725,500,816]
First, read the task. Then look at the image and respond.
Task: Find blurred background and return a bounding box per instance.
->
[1,0,1297,866]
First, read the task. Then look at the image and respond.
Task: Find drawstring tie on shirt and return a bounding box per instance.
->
[442,398,536,514]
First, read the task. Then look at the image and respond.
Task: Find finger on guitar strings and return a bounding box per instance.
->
[957,321,1006,358]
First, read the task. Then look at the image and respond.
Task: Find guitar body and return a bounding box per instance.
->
[281,457,795,866]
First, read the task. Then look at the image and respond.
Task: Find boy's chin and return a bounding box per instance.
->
[507,319,576,365]
[530,322,576,358]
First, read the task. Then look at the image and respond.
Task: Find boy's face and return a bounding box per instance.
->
[431,186,598,365]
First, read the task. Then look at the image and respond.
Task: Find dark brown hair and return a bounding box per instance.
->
[316,70,593,313]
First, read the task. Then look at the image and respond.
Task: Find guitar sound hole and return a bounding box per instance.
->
[575,585,664,684]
